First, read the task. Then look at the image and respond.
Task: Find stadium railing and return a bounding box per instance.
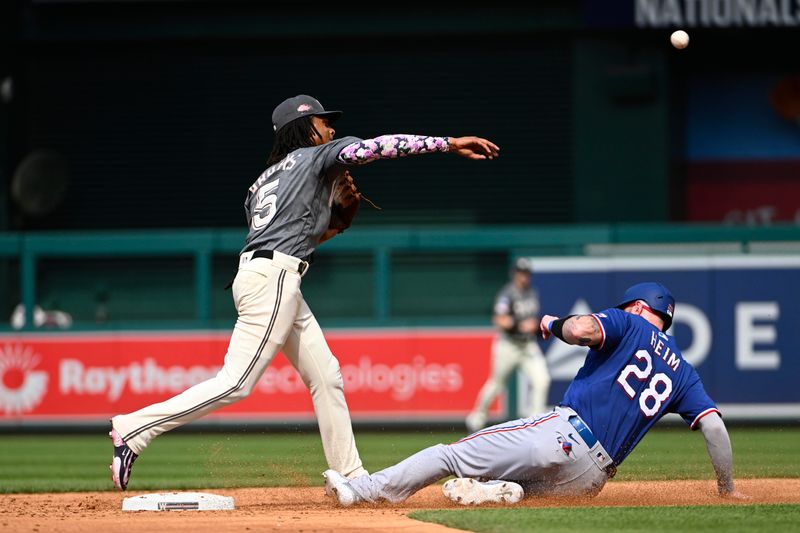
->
[1,223,799,331]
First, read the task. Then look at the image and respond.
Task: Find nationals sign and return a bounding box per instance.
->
[0,329,501,424]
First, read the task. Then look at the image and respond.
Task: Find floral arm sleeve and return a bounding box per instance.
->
[336,135,450,165]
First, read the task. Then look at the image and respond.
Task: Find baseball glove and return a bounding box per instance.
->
[329,170,361,234]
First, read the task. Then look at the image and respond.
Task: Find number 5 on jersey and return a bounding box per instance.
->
[252,179,279,230]
[617,349,673,418]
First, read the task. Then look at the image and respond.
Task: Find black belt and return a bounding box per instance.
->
[568,415,617,479]
[251,250,313,275]
[224,250,314,289]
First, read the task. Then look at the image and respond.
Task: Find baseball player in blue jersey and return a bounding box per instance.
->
[108,95,500,490]
[324,282,747,505]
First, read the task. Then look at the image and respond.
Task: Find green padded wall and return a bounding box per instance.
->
[572,36,670,222]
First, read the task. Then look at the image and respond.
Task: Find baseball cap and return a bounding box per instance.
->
[513,258,533,272]
[271,95,343,133]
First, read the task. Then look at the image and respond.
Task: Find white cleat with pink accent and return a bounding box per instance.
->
[443,478,524,505]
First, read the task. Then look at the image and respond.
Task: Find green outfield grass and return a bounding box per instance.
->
[0,426,798,494]
[409,504,800,533]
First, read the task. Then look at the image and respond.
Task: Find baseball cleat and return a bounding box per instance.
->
[323,469,362,506]
[323,467,367,498]
[443,478,524,506]
[109,427,138,491]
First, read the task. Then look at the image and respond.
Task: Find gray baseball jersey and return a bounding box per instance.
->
[242,136,360,258]
[494,283,540,341]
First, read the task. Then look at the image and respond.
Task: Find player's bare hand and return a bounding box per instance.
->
[540,315,558,340]
[448,136,500,160]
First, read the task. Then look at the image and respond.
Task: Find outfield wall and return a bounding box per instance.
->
[1,254,797,427]
[0,329,504,426]
[517,255,800,422]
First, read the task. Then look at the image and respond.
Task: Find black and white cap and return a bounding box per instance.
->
[271,95,343,133]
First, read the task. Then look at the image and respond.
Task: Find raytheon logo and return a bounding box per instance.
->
[0,344,48,414]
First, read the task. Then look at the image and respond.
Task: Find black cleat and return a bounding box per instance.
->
[109,428,138,491]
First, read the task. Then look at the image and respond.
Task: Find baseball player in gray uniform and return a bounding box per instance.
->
[466,257,551,433]
[108,94,500,490]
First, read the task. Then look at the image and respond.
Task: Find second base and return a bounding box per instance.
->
[122,492,235,511]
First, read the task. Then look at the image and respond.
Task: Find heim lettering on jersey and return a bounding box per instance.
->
[650,331,681,372]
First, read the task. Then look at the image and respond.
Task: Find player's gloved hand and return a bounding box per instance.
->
[540,315,559,340]
[448,136,500,160]
[329,170,362,234]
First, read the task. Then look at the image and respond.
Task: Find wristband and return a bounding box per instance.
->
[549,315,575,341]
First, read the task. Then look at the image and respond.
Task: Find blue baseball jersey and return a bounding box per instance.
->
[560,308,719,465]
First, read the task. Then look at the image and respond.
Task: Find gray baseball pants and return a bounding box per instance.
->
[349,406,614,503]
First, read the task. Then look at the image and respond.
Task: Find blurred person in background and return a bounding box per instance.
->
[466,257,550,433]
[108,94,500,490]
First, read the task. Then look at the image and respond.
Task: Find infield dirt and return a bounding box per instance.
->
[1,479,798,532]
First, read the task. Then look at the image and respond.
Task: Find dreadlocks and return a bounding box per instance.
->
[267,116,323,165]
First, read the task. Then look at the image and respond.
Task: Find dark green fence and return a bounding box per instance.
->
[1,224,798,331]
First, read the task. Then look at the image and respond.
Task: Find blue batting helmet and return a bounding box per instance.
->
[616,282,675,331]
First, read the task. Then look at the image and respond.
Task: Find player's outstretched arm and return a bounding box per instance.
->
[540,314,602,346]
[336,134,499,165]
[697,413,749,499]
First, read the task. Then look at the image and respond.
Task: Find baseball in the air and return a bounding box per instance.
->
[670,30,690,49]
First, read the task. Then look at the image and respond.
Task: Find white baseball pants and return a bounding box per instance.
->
[111,251,367,478]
